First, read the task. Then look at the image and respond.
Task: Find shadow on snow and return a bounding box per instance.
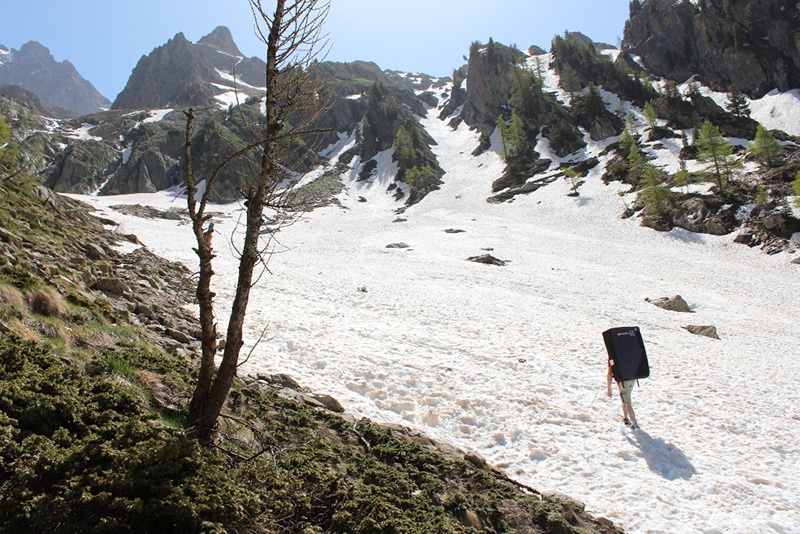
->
[628,429,696,481]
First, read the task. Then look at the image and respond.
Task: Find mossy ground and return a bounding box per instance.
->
[0,179,621,533]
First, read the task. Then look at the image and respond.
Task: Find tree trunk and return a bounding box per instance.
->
[188,0,286,442]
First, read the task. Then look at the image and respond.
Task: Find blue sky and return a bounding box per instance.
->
[0,0,630,101]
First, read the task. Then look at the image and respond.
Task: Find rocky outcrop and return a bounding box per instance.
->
[0,41,111,115]
[671,196,739,235]
[112,27,271,111]
[46,140,120,194]
[0,84,75,119]
[459,40,526,137]
[112,33,221,110]
[624,0,800,97]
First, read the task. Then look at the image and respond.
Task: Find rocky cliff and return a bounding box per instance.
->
[0,41,111,115]
[623,0,800,97]
[458,39,526,138]
[112,33,222,110]
[112,27,268,111]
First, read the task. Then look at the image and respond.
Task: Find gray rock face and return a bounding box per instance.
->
[112,27,268,111]
[0,84,75,119]
[671,197,738,235]
[0,41,111,115]
[624,0,800,97]
[46,140,120,194]
[459,40,526,137]
[112,33,220,110]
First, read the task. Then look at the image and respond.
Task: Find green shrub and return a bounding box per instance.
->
[0,264,39,289]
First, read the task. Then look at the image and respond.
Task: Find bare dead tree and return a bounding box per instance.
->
[184,0,331,443]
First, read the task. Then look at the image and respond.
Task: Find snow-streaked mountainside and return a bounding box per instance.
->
[73,68,800,534]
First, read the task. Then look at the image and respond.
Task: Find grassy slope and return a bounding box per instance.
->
[0,178,624,534]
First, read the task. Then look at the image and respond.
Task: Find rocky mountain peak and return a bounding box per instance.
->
[111,32,220,110]
[197,26,243,57]
[0,40,111,115]
[111,28,267,110]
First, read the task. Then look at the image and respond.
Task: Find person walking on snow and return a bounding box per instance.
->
[607,362,638,429]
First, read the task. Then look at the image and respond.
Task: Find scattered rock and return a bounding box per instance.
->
[467,254,508,266]
[165,327,193,344]
[444,228,466,234]
[0,227,23,247]
[386,242,410,249]
[92,277,130,297]
[32,185,60,208]
[464,451,488,469]
[83,243,108,261]
[454,509,486,531]
[134,304,157,319]
[299,393,327,410]
[546,492,586,515]
[762,213,785,230]
[683,325,720,339]
[85,361,105,376]
[646,295,692,313]
[308,393,345,413]
[258,373,303,391]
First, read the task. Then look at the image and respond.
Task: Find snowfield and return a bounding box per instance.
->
[74,87,800,534]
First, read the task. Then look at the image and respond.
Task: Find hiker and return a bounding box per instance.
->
[607,362,638,429]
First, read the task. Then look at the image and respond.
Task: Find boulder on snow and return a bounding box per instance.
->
[467,254,508,266]
[683,325,720,340]
[646,295,693,313]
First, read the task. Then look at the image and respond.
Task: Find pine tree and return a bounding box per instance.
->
[696,120,741,189]
[394,125,415,170]
[496,115,510,160]
[756,186,768,206]
[674,157,691,194]
[628,142,645,177]
[508,112,526,157]
[748,124,781,162]
[584,83,606,118]
[644,101,657,130]
[563,167,582,189]
[725,84,751,118]
[793,171,800,208]
[619,114,638,158]
[640,164,672,216]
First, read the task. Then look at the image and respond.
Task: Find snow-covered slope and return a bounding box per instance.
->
[73,83,800,534]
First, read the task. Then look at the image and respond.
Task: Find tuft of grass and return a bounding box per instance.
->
[26,286,68,317]
[0,283,25,308]
[159,410,186,430]
[106,353,136,378]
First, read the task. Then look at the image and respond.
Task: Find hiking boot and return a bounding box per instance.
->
[623,417,631,427]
